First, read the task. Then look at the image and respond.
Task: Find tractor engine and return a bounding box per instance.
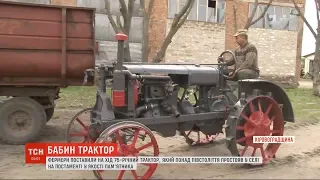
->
[134,78,230,121]
[136,79,181,119]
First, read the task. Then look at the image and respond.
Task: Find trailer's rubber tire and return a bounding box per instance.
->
[31,97,55,122]
[0,97,46,145]
[45,107,55,122]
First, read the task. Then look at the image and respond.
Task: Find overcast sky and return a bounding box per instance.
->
[302,0,317,56]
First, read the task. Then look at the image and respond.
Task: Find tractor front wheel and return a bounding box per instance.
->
[93,121,159,180]
[66,108,94,143]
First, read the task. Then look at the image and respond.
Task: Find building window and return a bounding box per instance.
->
[76,0,142,16]
[249,4,298,31]
[168,0,226,24]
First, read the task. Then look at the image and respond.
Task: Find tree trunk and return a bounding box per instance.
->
[152,30,176,62]
[313,2,320,96]
[290,0,319,95]
[152,0,195,63]
[140,0,154,62]
[124,41,131,62]
[141,13,150,62]
[313,35,320,96]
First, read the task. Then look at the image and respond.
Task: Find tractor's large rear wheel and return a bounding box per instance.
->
[93,121,159,180]
[225,89,284,165]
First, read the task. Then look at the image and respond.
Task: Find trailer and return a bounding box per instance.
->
[0,1,95,144]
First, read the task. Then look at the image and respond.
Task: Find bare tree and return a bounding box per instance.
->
[105,0,194,63]
[232,0,273,32]
[291,0,320,96]
[140,0,155,62]
[152,0,195,63]
[105,0,135,62]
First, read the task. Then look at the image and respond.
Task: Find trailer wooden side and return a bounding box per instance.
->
[0,1,96,87]
[0,1,96,145]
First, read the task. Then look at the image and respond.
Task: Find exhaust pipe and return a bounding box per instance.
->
[115,33,127,71]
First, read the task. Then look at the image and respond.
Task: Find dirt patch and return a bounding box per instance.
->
[0,110,320,179]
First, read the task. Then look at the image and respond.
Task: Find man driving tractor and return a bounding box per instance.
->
[220,29,260,80]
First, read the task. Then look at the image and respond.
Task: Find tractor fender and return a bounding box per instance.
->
[237,79,294,123]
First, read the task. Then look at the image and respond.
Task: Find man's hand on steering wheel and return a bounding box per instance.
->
[217,50,237,79]
[217,56,224,63]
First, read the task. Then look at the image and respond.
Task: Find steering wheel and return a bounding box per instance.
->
[217,50,237,79]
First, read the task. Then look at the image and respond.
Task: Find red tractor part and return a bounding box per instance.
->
[225,89,284,165]
[112,80,139,107]
[93,121,159,180]
[66,108,96,143]
[112,90,126,107]
[115,33,128,41]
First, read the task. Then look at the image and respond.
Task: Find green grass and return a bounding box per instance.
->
[55,86,97,109]
[55,86,320,121]
[285,88,320,121]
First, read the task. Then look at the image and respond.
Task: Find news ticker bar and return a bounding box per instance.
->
[26,137,294,165]
[46,156,263,170]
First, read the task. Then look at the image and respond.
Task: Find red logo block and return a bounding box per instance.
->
[25,143,46,164]
[25,143,118,164]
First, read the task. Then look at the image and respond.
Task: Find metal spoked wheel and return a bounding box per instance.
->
[225,89,284,166]
[93,121,159,180]
[66,108,95,143]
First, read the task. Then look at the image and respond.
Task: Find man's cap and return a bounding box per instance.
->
[233,29,248,37]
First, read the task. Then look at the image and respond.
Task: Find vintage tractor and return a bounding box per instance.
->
[66,33,294,180]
